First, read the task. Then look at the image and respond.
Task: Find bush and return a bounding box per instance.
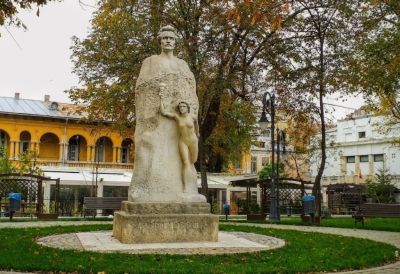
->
[321,204,331,218]
[249,202,261,214]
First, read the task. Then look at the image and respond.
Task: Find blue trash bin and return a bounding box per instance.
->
[302,195,315,214]
[223,203,230,220]
[9,193,22,212]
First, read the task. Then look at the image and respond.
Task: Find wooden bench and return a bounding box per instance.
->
[83,197,128,218]
[353,203,400,226]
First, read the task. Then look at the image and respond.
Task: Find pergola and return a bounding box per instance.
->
[327,183,365,215]
[0,173,60,219]
[230,177,313,219]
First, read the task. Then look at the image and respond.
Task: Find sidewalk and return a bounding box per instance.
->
[0,221,399,274]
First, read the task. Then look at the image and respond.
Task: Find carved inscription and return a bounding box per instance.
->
[137,221,202,232]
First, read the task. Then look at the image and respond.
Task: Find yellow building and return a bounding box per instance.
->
[0,94,267,216]
[0,94,135,214]
[0,93,134,168]
[228,113,310,181]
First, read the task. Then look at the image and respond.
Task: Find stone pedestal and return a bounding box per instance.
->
[113,202,219,244]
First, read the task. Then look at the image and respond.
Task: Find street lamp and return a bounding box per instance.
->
[258,92,279,222]
[276,128,287,221]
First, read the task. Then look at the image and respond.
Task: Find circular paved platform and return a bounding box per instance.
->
[36,230,286,254]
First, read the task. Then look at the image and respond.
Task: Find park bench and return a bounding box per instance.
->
[83,197,128,218]
[352,203,400,226]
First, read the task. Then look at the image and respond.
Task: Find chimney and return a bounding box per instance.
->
[15,93,20,99]
[44,95,50,102]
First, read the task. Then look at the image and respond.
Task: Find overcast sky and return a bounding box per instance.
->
[0,1,363,120]
[0,0,96,103]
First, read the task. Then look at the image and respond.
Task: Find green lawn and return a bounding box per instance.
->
[220,215,400,232]
[0,220,398,273]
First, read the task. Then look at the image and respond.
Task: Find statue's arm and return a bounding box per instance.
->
[194,115,200,138]
[160,100,176,119]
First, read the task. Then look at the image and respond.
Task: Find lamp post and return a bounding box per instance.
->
[276,128,286,221]
[258,92,279,223]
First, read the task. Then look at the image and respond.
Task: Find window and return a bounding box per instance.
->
[262,157,269,166]
[358,131,366,138]
[0,130,7,157]
[68,145,79,161]
[374,154,383,162]
[233,161,241,169]
[346,156,355,163]
[262,130,270,138]
[121,147,130,163]
[95,145,105,162]
[20,141,30,153]
[359,155,369,162]
[251,156,257,173]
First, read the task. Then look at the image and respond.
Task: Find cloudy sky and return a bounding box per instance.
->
[0,1,362,120]
[0,0,96,103]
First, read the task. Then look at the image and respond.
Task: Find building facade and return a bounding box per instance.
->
[1,94,256,216]
[310,108,400,202]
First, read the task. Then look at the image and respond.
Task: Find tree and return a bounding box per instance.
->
[349,1,400,143]
[84,121,113,197]
[205,95,256,172]
[68,0,283,200]
[365,165,396,203]
[269,0,358,215]
[18,149,45,176]
[258,163,285,180]
[0,145,45,175]
[0,145,16,174]
[284,114,318,180]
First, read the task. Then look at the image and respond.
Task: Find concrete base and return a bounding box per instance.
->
[113,202,219,244]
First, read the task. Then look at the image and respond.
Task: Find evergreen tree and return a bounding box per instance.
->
[365,165,396,203]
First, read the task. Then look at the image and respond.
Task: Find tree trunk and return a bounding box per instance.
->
[198,133,209,202]
[313,36,327,217]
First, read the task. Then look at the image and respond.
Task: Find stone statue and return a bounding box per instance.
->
[128,25,206,203]
[114,26,217,244]
[160,83,199,192]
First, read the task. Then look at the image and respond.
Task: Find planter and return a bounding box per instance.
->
[301,215,321,224]
[37,213,59,219]
[247,214,266,220]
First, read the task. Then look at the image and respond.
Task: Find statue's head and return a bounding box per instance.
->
[157,25,178,45]
[177,100,190,113]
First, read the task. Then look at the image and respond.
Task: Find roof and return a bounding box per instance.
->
[42,167,133,185]
[0,95,83,119]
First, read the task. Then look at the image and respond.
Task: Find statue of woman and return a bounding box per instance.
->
[160,83,199,192]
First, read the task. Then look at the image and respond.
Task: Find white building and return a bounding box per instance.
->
[310,108,400,197]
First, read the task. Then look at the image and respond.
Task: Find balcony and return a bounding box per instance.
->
[11,159,134,170]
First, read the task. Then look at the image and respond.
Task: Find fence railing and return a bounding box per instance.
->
[1,198,335,218]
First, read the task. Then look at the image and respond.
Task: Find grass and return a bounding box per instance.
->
[0,222,398,274]
[220,215,400,232]
[0,217,114,222]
